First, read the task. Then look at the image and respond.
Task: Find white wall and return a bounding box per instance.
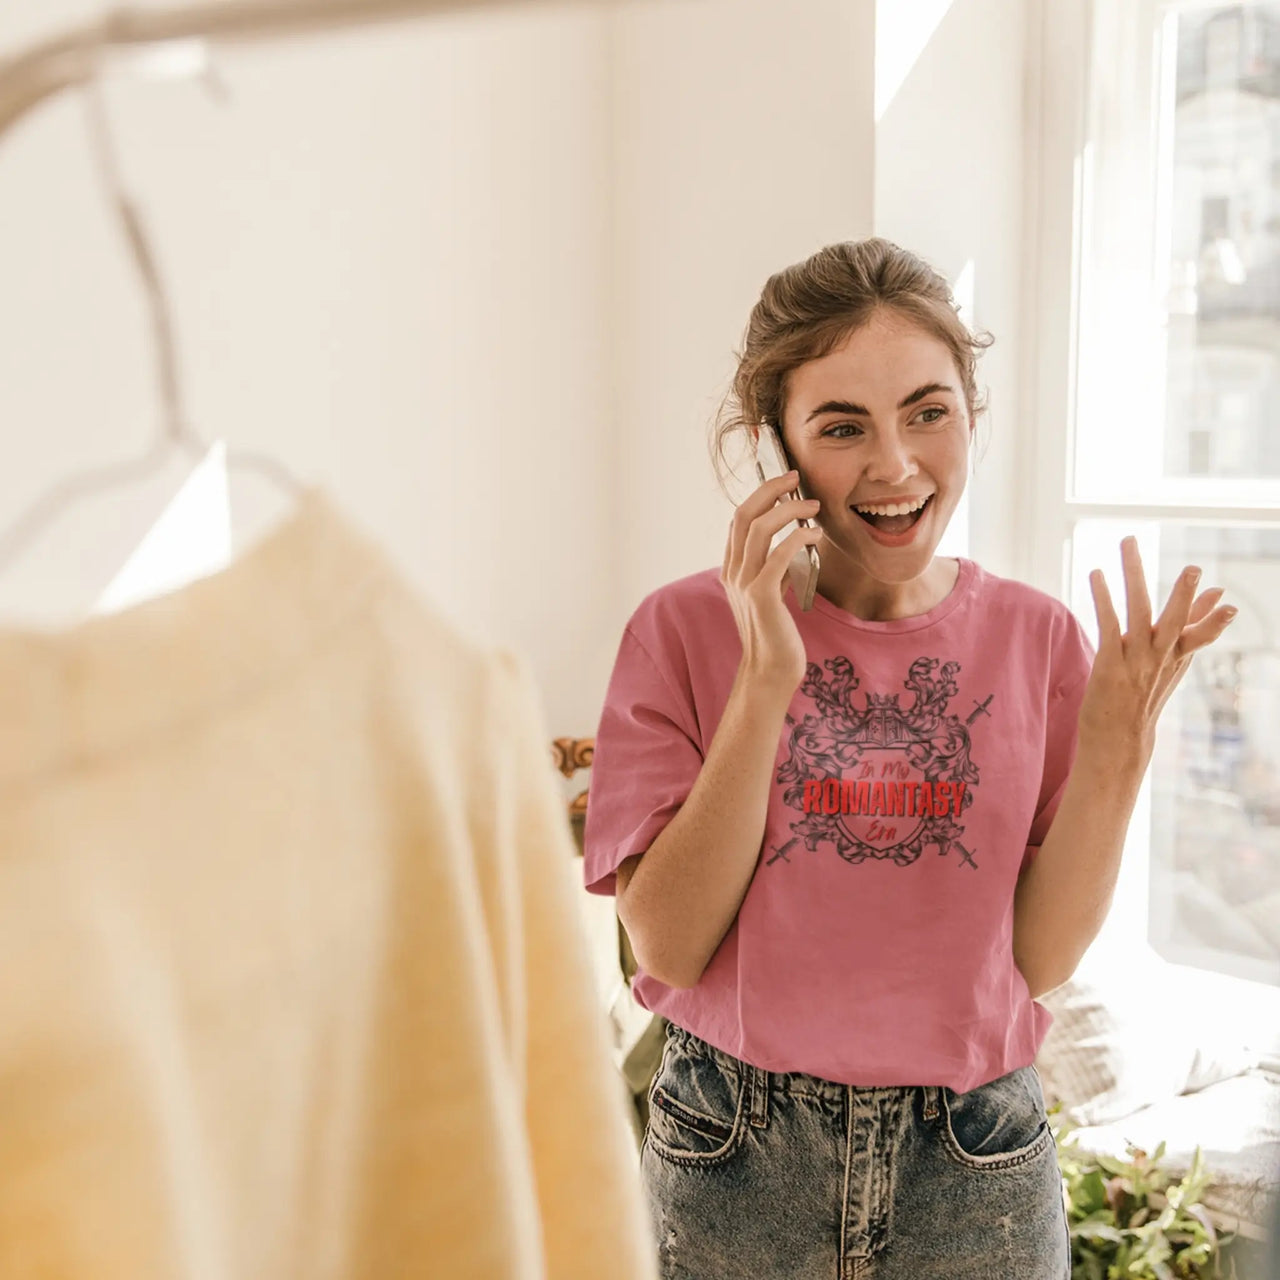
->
[609,0,875,613]
[0,0,1032,730]
[874,0,1030,582]
[0,0,1040,1009]
[0,0,616,737]
[604,0,1033,647]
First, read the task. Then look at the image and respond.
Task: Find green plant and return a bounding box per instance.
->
[1051,1105,1244,1279]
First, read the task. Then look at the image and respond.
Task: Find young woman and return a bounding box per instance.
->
[582,238,1236,1280]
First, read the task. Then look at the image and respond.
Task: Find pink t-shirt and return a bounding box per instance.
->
[582,557,1096,1093]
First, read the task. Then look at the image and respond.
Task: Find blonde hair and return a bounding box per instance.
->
[711,238,994,493]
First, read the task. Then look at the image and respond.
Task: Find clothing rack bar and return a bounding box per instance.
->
[0,0,606,142]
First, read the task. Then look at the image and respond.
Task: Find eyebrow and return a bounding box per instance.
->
[804,382,957,422]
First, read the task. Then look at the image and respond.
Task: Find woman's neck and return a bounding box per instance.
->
[815,554,961,621]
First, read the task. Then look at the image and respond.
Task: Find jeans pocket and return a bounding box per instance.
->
[645,1033,746,1168]
[938,1064,1053,1172]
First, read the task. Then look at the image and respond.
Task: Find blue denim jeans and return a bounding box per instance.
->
[639,1021,1071,1280]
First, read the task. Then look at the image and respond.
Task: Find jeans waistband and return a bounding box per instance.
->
[663,1020,943,1123]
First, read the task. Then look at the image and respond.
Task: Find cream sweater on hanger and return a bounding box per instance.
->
[0,490,656,1280]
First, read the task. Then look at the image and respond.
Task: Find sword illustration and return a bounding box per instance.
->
[766,838,799,866]
[966,694,994,726]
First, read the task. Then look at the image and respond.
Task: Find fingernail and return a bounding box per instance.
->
[1187,566,1202,585]
[1224,607,1238,622]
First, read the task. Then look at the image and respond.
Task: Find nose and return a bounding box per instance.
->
[864,429,918,486]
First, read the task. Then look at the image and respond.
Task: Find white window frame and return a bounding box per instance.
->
[1024,0,1280,1064]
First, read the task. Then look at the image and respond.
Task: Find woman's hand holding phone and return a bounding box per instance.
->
[721,471,823,696]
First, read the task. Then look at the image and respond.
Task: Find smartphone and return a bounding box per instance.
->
[753,422,820,611]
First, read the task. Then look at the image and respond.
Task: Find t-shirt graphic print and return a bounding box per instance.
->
[775,655,983,871]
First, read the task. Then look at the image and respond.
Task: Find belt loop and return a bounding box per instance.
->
[748,1063,769,1129]
[922,1085,939,1121]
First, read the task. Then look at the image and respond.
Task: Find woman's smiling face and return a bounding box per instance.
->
[780,310,974,608]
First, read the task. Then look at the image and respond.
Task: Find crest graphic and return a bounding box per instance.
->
[772,656,987,868]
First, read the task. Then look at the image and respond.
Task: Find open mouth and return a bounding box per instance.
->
[853,495,933,536]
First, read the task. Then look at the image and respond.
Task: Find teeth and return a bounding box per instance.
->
[853,496,930,517]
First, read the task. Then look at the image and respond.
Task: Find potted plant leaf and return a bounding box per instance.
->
[1050,1106,1247,1279]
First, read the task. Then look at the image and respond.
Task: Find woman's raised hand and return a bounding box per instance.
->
[1081,536,1237,764]
[721,471,823,696]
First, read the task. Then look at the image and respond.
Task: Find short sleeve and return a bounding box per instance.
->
[582,626,705,897]
[1019,610,1097,875]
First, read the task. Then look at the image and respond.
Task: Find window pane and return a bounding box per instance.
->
[1069,520,1280,990]
[1161,3,1280,481]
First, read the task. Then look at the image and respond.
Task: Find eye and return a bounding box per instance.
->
[917,407,947,424]
[822,423,864,439]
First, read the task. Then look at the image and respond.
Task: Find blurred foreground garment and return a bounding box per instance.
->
[0,489,656,1280]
